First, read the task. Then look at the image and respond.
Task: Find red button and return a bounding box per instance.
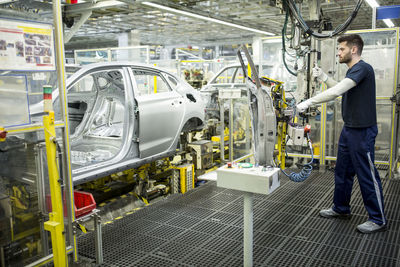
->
[0,131,7,139]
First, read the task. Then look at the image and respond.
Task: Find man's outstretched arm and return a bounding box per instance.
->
[297,78,356,112]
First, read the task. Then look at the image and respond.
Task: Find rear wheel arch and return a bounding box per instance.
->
[181,117,204,132]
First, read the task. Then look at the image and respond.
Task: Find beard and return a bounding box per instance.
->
[339,52,352,64]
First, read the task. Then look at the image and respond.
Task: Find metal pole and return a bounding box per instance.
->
[53,0,77,262]
[0,246,5,267]
[243,192,253,267]
[372,7,377,29]
[229,98,233,162]
[35,145,49,255]
[220,99,225,163]
[93,211,103,265]
[316,38,326,172]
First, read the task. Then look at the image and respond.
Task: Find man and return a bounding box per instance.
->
[297,34,387,234]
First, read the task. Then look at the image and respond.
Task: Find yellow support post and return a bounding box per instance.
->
[277,121,287,169]
[271,81,287,169]
[53,0,77,261]
[153,75,157,94]
[172,164,194,194]
[43,111,67,267]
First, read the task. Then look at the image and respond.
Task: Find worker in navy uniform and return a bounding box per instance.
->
[296,34,387,233]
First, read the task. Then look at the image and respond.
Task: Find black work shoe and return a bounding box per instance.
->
[319,208,351,219]
[357,220,387,234]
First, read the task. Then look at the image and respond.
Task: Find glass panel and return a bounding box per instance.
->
[232,67,245,84]
[232,95,252,159]
[212,66,237,84]
[325,30,397,162]
[111,47,148,63]
[69,75,94,93]
[150,60,178,75]
[165,74,178,89]
[75,50,108,65]
[0,132,49,266]
[75,47,150,65]
[324,100,337,157]
[375,99,392,162]
[261,39,298,92]
[326,99,392,163]
[132,70,171,95]
[336,30,397,97]
[0,75,30,127]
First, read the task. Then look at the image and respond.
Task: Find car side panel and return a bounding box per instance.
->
[136,92,185,158]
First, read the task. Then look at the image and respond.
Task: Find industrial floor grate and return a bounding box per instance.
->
[78,170,400,266]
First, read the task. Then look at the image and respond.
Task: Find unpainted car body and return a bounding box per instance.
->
[200,64,248,121]
[31,62,205,184]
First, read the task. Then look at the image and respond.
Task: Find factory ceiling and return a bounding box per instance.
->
[0,0,398,50]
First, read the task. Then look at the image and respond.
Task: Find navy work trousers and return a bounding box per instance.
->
[332,125,386,225]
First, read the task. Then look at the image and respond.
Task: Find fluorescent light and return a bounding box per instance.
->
[142,1,274,36]
[0,0,16,4]
[383,19,394,27]
[365,0,379,8]
[365,0,395,28]
[94,0,125,9]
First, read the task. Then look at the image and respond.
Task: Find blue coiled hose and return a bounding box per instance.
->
[281,133,314,182]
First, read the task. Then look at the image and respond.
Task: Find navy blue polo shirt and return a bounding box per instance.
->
[342,60,377,128]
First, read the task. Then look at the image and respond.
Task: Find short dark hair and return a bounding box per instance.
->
[337,34,364,55]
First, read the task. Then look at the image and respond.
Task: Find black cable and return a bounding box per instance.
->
[280,133,313,182]
[282,2,298,76]
[285,0,363,39]
[54,140,64,186]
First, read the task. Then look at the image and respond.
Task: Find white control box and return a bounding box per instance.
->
[217,165,280,195]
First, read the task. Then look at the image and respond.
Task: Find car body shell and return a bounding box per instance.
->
[31,62,205,184]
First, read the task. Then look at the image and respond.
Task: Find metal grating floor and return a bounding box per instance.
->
[78,170,400,266]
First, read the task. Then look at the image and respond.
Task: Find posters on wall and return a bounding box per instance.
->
[0,18,55,71]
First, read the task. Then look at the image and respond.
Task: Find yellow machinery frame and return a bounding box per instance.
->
[261,76,287,169]
[172,164,195,194]
[43,111,67,267]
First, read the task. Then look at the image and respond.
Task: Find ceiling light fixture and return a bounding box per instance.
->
[141,1,275,36]
[383,19,395,27]
[0,0,16,3]
[365,0,394,28]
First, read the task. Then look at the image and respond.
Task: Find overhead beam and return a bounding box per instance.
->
[64,10,92,43]
[64,0,128,15]
[0,7,42,19]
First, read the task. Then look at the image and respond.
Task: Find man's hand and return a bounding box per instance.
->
[296,99,312,113]
[312,66,328,82]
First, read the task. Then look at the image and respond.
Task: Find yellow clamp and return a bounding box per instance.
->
[78,223,87,233]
